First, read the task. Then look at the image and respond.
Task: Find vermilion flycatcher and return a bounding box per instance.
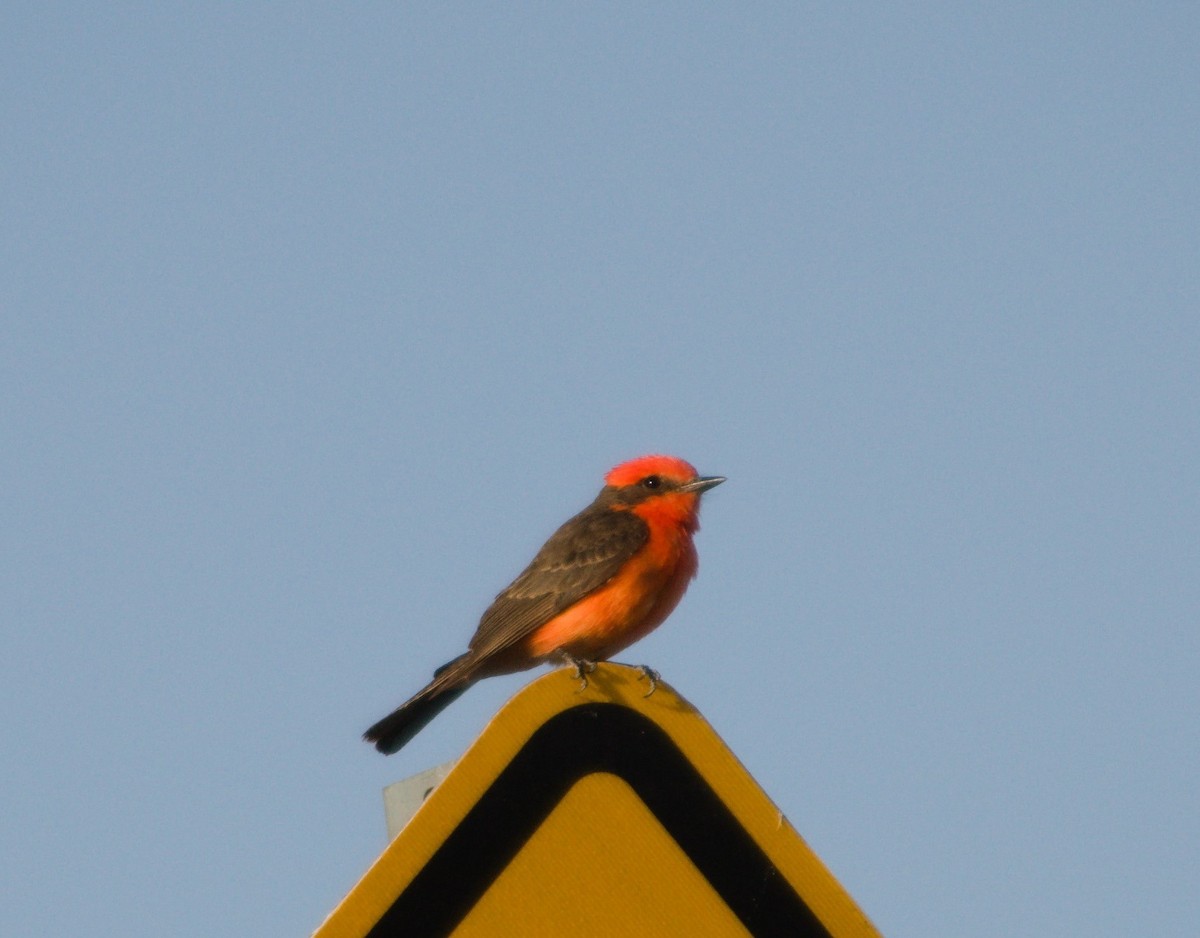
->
[364,454,724,754]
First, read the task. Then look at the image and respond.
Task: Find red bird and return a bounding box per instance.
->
[364,454,725,754]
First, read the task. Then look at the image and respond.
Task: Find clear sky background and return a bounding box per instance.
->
[3,6,1197,936]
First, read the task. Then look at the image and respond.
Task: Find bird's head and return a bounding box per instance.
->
[600,454,725,530]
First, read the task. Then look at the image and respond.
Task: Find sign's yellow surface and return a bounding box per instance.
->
[314,664,881,938]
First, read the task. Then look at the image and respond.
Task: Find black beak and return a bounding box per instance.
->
[679,475,726,494]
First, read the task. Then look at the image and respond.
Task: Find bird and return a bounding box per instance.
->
[364,454,725,754]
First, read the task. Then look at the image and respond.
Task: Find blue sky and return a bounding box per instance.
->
[3,5,1197,936]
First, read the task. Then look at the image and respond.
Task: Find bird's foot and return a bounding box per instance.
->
[558,651,597,690]
[609,660,661,696]
[635,664,660,697]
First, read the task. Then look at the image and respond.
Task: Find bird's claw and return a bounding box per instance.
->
[558,651,597,690]
[636,664,660,697]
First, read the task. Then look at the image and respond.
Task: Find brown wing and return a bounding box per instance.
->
[463,505,649,664]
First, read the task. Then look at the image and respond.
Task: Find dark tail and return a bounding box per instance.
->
[364,657,472,755]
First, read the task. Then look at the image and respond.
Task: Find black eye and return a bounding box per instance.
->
[640,475,662,490]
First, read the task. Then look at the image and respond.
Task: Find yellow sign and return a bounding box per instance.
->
[315,665,881,937]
